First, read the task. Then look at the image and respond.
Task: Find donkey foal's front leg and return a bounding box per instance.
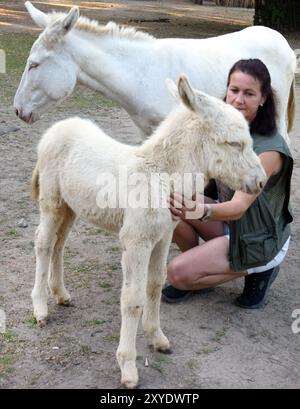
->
[142,232,172,353]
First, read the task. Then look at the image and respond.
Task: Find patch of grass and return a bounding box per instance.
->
[99,281,111,289]
[107,264,119,272]
[80,344,92,354]
[86,228,105,236]
[39,337,53,347]
[66,260,99,276]
[151,353,173,374]
[211,328,227,344]
[29,373,43,386]
[196,346,220,355]
[103,333,119,343]
[82,319,106,328]
[2,331,17,343]
[5,229,19,237]
[100,263,120,275]
[24,313,36,329]
[0,330,21,376]
[65,259,103,289]
[109,246,120,252]
[59,87,117,110]
[186,358,198,370]
[101,298,117,306]
[0,354,15,375]
[0,32,37,101]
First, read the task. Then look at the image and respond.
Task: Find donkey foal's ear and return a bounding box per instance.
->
[177,74,196,111]
[165,78,180,101]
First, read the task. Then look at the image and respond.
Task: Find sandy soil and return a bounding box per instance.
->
[0,0,300,389]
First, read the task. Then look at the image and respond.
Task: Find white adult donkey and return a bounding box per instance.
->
[31,75,266,388]
[15,2,296,141]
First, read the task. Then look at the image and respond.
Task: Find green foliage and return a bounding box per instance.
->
[254,0,299,32]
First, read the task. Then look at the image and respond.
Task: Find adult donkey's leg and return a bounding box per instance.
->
[117,230,153,389]
[32,205,64,327]
[48,205,76,306]
[142,230,173,352]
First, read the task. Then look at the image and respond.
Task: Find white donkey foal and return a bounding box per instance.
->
[31,75,266,388]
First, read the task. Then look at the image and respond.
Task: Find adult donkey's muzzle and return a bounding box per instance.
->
[15,107,36,124]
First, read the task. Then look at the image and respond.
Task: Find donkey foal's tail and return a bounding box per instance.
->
[31,161,40,201]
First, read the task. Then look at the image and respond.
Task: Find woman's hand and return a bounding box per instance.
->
[168,193,206,221]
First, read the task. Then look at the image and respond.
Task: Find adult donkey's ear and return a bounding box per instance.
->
[45,6,79,44]
[45,6,80,43]
[25,2,50,28]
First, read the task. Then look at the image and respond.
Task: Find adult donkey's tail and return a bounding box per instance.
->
[288,77,296,134]
[31,161,40,200]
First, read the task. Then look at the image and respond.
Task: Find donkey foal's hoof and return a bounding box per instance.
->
[120,361,138,389]
[36,317,47,327]
[56,295,71,306]
[122,380,138,389]
[157,346,172,354]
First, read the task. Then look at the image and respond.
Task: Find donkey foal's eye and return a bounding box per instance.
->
[227,142,242,148]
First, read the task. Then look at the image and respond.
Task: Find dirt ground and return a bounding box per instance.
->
[0,0,300,389]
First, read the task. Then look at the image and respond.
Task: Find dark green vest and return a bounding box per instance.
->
[229,131,293,272]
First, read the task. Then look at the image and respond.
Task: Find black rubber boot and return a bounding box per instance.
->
[235,266,280,309]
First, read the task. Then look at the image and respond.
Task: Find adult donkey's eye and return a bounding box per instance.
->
[29,62,40,71]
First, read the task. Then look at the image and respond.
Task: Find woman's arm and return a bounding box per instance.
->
[169,151,283,222]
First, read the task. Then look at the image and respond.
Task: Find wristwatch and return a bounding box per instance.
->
[199,204,212,222]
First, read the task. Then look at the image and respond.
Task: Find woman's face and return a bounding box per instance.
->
[226,70,266,124]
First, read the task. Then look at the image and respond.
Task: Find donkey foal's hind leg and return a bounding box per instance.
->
[48,205,75,306]
[32,206,65,326]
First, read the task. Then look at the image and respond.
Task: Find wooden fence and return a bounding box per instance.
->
[215,0,255,7]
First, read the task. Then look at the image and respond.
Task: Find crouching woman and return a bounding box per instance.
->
[163,58,294,309]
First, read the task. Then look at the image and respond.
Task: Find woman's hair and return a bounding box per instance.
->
[227,58,277,135]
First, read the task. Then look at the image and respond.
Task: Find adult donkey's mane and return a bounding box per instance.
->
[49,12,156,42]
